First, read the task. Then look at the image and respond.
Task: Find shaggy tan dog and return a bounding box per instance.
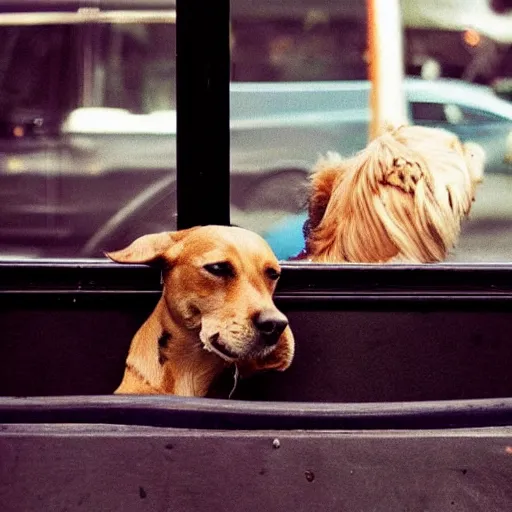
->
[305,125,485,263]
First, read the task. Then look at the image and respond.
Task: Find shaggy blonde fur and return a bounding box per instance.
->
[306,125,485,263]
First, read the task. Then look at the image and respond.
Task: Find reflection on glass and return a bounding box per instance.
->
[1,2,512,264]
[228,1,512,263]
[0,22,177,259]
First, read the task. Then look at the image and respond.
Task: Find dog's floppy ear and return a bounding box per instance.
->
[237,326,295,378]
[105,232,175,264]
[308,152,346,231]
[106,229,196,264]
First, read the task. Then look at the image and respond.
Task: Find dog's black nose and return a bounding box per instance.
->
[253,310,288,346]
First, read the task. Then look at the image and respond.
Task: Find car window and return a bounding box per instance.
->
[229,1,512,264]
[1,1,512,265]
[0,25,79,138]
[0,20,177,259]
[411,102,448,123]
[411,101,511,125]
[457,106,509,123]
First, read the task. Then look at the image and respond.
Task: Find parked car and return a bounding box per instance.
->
[231,77,512,173]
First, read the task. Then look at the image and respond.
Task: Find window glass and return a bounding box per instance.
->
[0,20,176,259]
[457,106,509,123]
[229,5,369,249]
[231,17,367,82]
[230,1,512,264]
[412,102,510,124]
[411,102,448,123]
[1,2,512,265]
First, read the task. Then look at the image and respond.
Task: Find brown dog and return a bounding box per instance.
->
[305,125,485,263]
[107,225,295,397]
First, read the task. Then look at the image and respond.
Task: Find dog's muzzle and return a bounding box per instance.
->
[205,310,288,362]
[209,333,240,360]
[253,310,288,347]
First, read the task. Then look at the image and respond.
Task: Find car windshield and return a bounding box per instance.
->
[0,1,511,263]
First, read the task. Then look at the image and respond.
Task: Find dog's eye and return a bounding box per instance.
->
[265,267,281,281]
[203,262,235,278]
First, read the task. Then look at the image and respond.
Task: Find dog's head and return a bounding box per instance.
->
[307,125,485,263]
[107,225,294,372]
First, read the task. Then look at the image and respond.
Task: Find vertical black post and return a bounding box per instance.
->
[176,0,231,229]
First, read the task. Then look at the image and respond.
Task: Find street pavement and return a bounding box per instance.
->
[451,173,512,262]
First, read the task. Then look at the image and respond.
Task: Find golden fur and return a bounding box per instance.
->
[306,125,485,263]
[107,225,294,397]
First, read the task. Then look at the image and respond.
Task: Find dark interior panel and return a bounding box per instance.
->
[1,292,511,403]
[240,307,512,402]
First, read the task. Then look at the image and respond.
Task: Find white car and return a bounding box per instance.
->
[230,77,512,175]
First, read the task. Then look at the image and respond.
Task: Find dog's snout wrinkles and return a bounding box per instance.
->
[253,310,288,346]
